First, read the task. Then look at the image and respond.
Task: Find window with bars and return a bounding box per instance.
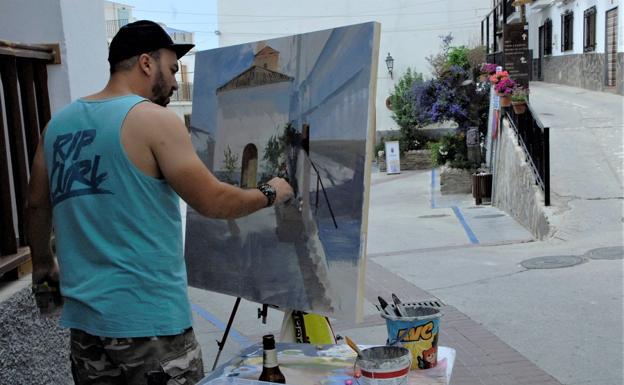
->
[544,18,553,55]
[561,11,574,52]
[583,6,596,52]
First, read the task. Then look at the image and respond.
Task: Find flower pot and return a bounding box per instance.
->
[479,74,488,82]
[512,101,527,114]
[499,95,512,107]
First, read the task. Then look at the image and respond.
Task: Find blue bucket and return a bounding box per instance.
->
[381,305,441,370]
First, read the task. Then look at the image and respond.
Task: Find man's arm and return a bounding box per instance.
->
[25,134,58,284]
[138,104,292,219]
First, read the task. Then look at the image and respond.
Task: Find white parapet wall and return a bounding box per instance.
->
[492,119,550,240]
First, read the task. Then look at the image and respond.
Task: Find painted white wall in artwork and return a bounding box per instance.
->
[213,82,292,175]
[216,0,490,133]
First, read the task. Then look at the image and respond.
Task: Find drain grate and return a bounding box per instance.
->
[474,214,505,219]
[585,246,624,260]
[418,214,450,219]
[521,255,584,269]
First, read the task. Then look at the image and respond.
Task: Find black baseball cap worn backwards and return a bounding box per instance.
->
[108,20,195,65]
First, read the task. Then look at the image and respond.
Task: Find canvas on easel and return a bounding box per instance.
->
[185,22,380,321]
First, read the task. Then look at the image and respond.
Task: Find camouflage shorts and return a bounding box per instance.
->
[70,328,205,385]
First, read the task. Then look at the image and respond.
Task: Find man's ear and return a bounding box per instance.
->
[137,53,154,76]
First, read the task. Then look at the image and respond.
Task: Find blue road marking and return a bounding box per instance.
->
[451,206,479,244]
[430,168,437,209]
[191,303,251,346]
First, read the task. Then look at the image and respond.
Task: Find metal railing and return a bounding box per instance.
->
[106,19,130,39]
[487,50,534,80]
[486,52,505,67]
[481,0,517,54]
[0,40,57,270]
[171,82,193,102]
[504,102,550,206]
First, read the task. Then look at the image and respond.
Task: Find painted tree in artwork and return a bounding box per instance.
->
[262,134,281,177]
[223,145,239,185]
[262,122,299,180]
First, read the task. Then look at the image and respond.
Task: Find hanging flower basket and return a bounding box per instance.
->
[512,101,527,114]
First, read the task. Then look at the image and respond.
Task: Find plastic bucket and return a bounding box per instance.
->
[355,346,411,385]
[382,306,442,370]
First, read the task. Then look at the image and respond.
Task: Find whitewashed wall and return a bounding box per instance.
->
[528,0,622,57]
[0,0,109,113]
[216,0,490,133]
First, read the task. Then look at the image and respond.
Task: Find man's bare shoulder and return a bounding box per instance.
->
[128,101,181,124]
[125,102,185,137]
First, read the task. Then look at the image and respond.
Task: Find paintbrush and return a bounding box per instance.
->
[379,296,402,318]
[377,296,390,314]
[391,293,404,317]
[344,336,363,358]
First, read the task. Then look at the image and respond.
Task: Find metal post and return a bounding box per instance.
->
[487,15,490,54]
[544,127,550,206]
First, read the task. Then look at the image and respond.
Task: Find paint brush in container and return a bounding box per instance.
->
[391,293,404,317]
[378,296,402,318]
[344,336,363,358]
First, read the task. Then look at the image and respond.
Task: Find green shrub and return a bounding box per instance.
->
[389,68,423,130]
[428,132,472,168]
[446,46,469,69]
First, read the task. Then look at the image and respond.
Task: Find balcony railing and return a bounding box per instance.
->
[171,82,193,102]
[106,19,129,39]
[504,103,550,206]
[481,0,518,54]
[0,40,57,274]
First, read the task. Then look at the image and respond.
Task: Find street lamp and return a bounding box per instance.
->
[385,53,394,79]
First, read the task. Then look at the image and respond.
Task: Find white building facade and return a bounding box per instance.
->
[103,1,196,122]
[0,0,109,113]
[215,0,491,133]
[528,0,623,94]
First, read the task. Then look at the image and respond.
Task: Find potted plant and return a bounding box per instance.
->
[479,63,497,82]
[489,70,509,85]
[511,87,529,114]
[494,77,516,107]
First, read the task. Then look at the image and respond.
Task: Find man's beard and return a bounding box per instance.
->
[151,69,173,107]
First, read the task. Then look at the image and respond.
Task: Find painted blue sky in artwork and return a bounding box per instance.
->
[191,43,256,140]
[190,22,375,142]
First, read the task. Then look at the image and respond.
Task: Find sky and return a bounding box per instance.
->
[121,0,219,51]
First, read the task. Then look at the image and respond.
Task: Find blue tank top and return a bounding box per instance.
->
[43,95,192,337]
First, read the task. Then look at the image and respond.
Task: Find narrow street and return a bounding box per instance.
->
[369,82,623,385]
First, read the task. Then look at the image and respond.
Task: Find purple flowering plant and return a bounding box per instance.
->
[409,65,471,128]
[480,63,498,75]
[495,77,516,96]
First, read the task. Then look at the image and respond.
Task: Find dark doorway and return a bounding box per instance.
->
[605,7,618,87]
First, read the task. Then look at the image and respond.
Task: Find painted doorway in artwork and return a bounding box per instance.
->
[241,144,258,188]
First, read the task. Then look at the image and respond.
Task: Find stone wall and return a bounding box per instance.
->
[378,149,432,172]
[492,119,550,239]
[439,166,473,195]
[535,53,623,95]
[618,53,624,96]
